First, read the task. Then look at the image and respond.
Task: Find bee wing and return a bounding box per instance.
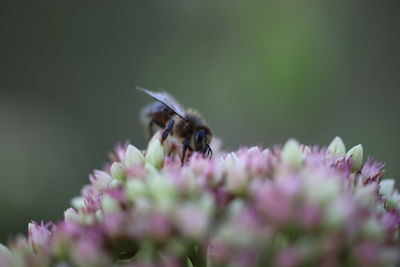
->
[137,87,186,119]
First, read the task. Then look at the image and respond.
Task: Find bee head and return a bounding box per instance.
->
[194,129,212,158]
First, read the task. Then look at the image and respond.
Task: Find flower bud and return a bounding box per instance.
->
[380,179,400,209]
[71,196,85,210]
[262,148,270,156]
[110,162,125,181]
[326,136,346,159]
[146,139,165,169]
[346,144,363,172]
[379,179,395,198]
[362,218,384,242]
[95,210,104,221]
[281,139,303,167]
[126,180,147,201]
[64,208,79,222]
[90,170,113,190]
[302,145,311,157]
[388,193,400,209]
[148,175,177,212]
[28,222,51,252]
[78,213,96,225]
[124,144,145,168]
[176,203,210,240]
[102,195,120,213]
[354,184,377,208]
[0,243,11,257]
[306,177,341,205]
[248,146,261,155]
[324,198,351,229]
[109,179,124,188]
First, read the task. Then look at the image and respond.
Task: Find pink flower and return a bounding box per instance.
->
[1,136,399,266]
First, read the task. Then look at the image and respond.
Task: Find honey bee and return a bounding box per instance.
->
[138,87,213,165]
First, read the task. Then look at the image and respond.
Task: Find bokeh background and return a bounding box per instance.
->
[0,1,399,243]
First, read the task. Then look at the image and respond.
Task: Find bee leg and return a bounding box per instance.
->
[161,119,174,144]
[206,144,213,158]
[181,139,191,166]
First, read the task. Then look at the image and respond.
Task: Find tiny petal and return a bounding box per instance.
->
[326,136,346,158]
[281,139,303,167]
[346,144,364,172]
[146,139,165,169]
[124,144,145,168]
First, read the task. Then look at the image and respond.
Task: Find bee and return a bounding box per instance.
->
[138,87,213,165]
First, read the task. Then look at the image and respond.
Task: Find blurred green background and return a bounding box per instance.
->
[0,1,399,243]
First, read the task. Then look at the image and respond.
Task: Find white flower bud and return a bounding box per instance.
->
[102,195,119,213]
[109,179,124,188]
[0,243,12,257]
[326,136,346,159]
[70,196,85,210]
[324,198,350,229]
[145,139,164,169]
[78,213,96,225]
[388,192,400,210]
[306,177,341,204]
[302,146,311,157]
[28,222,51,251]
[64,208,79,222]
[362,218,384,242]
[124,144,145,168]
[380,180,400,210]
[148,175,176,212]
[248,146,261,155]
[281,139,303,167]
[354,184,377,208]
[346,144,363,172]
[379,179,395,198]
[262,148,270,156]
[110,162,125,181]
[126,180,147,201]
[90,170,113,190]
[95,210,104,221]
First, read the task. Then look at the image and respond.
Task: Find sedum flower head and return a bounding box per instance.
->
[0,135,399,267]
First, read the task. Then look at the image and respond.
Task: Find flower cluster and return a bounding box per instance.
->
[0,134,399,267]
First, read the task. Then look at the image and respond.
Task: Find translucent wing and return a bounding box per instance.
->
[137,87,186,119]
